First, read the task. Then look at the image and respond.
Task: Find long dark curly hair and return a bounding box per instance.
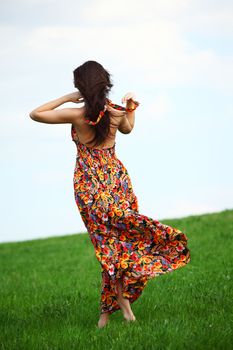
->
[73,60,114,147]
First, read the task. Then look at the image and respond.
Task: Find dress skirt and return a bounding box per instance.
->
[71,126,191,315]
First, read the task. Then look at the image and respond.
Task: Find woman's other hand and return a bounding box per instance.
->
[65,91,84,103]
[121,92,137,104]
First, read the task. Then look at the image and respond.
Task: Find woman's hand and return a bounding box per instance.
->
[121,92,137,104]
[64,91,84,103]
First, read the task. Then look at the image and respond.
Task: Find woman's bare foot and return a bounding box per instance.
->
[97,312,109,328]
[116,278,136,322]
[119,301,136,322]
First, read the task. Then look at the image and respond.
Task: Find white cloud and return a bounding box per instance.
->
[1,0,232,91]
[143,93,173,121]
[82,0,188,22]
[82,0,233,35]
[21,21,232,90]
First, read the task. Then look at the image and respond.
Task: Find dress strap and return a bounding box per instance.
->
[106,98,140,112]
[71,98,140,132]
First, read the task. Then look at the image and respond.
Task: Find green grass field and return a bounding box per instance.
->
[0,209,232,350]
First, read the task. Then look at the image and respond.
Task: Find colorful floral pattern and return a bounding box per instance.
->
[71,125,191,315]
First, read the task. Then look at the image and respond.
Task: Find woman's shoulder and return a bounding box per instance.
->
[105,99,127,119]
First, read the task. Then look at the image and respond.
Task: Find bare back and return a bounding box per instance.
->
[72,104,126,149]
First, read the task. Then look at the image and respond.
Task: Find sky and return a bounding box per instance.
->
[0,0,232,243]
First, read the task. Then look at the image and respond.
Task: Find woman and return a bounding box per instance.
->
[30,60,191,328]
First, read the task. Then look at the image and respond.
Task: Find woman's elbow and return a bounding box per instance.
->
[29,111,39,121]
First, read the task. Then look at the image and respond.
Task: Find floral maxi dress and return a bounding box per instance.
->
[71,125,191,315]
